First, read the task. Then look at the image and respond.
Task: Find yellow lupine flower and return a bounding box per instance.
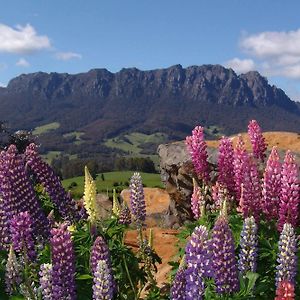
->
[112,189,121,217]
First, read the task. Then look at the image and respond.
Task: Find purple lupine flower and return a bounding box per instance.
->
[184,225,211,299]
[262,147,282,220]
[238,156,261,222]
[191,178,201,219]
[276,223,298,286]
[233,135,248,201]
[218,136,235,196]
[129,172,146,227]
[170,267,186,300]
[92,260,115,300]
[11,211,36,261]
[0,195,10,250]
[0,145,50,244]
[277,151,299,231]
[50,224,76,300]
[248,120,267,162]
[39,263,52,300]
[210,215,239,294]
[185,126,210,182]
[118,203,131,225]
[238,216,258,276]
[5,245,22,295]
[25,143,80,222]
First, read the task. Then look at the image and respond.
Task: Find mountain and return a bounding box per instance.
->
[0,64,299,164]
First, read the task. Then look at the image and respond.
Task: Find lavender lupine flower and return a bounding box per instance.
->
[50,224,76,300]
[39,263,52,300]
[170,267,186,300]
[211,215,239,294]
[276,223,298,286]
[5,245,22,295]
[118,203,131,225]
[277,151,299,231]
[10,211,36,261]
[129,172,146,227]
[25,143,80,222]
[248,120,267,162]
[0,145,50,244]
[184,226,212,299]
[185,126,210,182]
[275,280,295,300]
[238,216,258,276]
[262,147,282,220]
[233,135,248,201]
[238,156,261,222]
[218,136,235,196]
[93,260,114,300]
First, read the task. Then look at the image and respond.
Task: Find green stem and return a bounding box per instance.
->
[123,254,137,299]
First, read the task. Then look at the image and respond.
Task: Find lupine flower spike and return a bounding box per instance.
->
[5,245,21,295]
[248,120,267,162]
[92,260,115,300]
[118,203,131,225]
[262,147,282,220]
[218,136,235,196]
[276,223,298,286]
[191,178,201,219]
[50,224,76,300]
[112,189,121,217]
[185,225,211,300]
[129,172,146,227]
[170,267,186,300]
[185,126,210,182]
[238,216,258,276]
[275,280,295,300]
[39,263,53,300]
[10,211,36,261]
[277,151,299,231]
[210,203,239,294]
[83,166,100,224]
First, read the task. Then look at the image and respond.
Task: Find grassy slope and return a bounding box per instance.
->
[33,122,60,135]
[62,171,163,198]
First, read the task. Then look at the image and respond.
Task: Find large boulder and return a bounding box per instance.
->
[157,141,219,225]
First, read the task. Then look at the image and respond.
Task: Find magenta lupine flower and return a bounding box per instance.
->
[233,135,248,201]
[248,120,267,162]
[170,267,186,300]
[210,215,239,294]
[10,211,36,261]
[238,216,258,276]
[185,126,210,182]
[0,145,50,247]
[277,151,299,231]
[129,172,146,227]
[92,260,115,300]
[262,147,282,220]
[275,280,295,300]
[0,195,10,250]
[185,225,212,299]
[118,204,131,225]
[5,246,22,295]
[218,136,235,196]
[276,223,298,286]
[25,143,80,222]
[39,263,52,300]
[50,224,76,300]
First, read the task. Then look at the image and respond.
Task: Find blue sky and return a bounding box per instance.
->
[1,0,300,100]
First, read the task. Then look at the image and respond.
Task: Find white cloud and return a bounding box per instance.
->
[0,82,6,87]
[224,58,256,74]
[55,51,82,61]
[16,58,30,67]
[0,23,51,54]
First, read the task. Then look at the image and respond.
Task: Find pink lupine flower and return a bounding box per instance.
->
[238,156,261,222]
[248,120,267,162]
[277,151,299,231]
[191,178,201,219]
[233,135,248,201]
[185,126,210,182]
[218,136,235,196]
[262,147,282,220]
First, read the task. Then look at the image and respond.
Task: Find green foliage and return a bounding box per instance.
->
[32,122,60,135]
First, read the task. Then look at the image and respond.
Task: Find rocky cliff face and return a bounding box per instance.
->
[0,64,299,143]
